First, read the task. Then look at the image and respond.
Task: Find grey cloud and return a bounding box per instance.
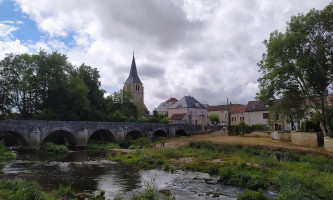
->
[139,64,165,79]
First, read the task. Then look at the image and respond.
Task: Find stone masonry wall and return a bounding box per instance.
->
[291,132,322,147]
[324,137,333,152]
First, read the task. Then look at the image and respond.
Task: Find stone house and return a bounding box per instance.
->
[168,96,207,125]
[155,98,178,116]
[207,104,246,125]
[229,104,247,125]
[244,100,288,130]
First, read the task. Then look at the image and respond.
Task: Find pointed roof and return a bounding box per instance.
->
[125,53,142,84]
[169,96,206,109]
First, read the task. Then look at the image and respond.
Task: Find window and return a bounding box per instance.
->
[232,117,236,121]
[127,85,131,90]
[240,117,244,121]
[275,114,279,120]
[263,113,269,119]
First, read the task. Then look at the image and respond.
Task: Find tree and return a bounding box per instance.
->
[209,114,220,125]
[257,4,333,136]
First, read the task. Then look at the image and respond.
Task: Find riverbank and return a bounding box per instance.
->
[107,132,333,200]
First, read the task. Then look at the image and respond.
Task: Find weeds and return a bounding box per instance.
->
[39,142,69,154]
[0,140,15,160]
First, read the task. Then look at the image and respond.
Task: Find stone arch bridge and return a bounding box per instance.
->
[0,120,215,149]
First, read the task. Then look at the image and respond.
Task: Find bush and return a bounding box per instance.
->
[229,123,267,136]
[52,184,76,199]
[237,189,268,200]
[120,136,153,149]
[0,180,47,200]
[0,140,15,160]
[87,141,119,151]
[39,142,69,154]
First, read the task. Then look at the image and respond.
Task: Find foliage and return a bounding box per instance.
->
[52,185,77,200]
[257,4,333,136]
[0,50,139,122]
[237,189,269,200]
[208,114,220,125]
[300,116,321,132]
[228,122,267,136]
[268,92,308,130]
[107,140,333,199]
[0,140,15,160]
[86,141,119,151]
[0,179,48,200]
[39,142,69,154]
[120,136,153,149]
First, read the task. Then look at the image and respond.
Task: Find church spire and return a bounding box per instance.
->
[125,52,142,84]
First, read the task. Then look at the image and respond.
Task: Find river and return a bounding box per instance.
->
[0,150,276,199]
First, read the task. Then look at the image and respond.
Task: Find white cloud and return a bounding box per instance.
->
[5,0,332,111]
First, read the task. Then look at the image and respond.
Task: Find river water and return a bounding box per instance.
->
[0,150,275,199]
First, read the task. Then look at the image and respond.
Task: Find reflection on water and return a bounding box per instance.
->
[0,150,268,199]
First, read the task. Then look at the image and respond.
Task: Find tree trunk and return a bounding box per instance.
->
[320,121,328,137]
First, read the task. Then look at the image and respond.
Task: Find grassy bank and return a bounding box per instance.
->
[0,141,15,160]
[107,141,333,200]
[86,140,119,151]
[0,179,174,200]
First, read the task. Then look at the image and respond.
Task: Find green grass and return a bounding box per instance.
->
[39,142,69,154]
[0,141,15,160]
[106,140,333,200]
[86,141,119,151]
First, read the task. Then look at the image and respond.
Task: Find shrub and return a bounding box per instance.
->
[0,140,15,160]
[237,189,269,200]
[52,184,76,199]
[39,142,69,154]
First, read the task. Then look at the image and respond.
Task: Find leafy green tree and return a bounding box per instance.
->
[257,4,333,136]
[67,76,91,120]
[75,64,105,121]
[269,90,308,130]
[209,114,220,125]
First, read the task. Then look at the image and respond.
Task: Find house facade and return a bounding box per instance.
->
[156,98,178,116]
[168,96,207,125]
[229,104,246,125]
[244,101,288,130]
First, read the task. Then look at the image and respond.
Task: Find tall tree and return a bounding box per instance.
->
[257,4,333,136]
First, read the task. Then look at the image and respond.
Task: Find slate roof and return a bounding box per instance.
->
[169,96,206,109]
[245,101,268,112]
[156,102,166,112]
[170,113,186,120]
[125,54,142,84]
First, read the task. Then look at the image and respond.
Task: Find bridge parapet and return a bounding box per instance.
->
[0,120,217,149]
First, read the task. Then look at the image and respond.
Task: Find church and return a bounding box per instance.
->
[123,53,150,115]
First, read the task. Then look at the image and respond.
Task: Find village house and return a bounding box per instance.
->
[207,104,246,125]
[155,98,178,116]
[168,96,207,125]
[244,100,288,130]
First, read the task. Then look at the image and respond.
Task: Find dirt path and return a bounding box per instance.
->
[160,131,333,157]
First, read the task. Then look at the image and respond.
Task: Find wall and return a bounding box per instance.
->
[169,108,207,125]
[230,112,245,125]
[207,110,228,125]
[324,137,333,152]
[291,132,323,147]
[244,111,268,126]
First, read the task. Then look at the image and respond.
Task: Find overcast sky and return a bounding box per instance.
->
[0,0,331,111]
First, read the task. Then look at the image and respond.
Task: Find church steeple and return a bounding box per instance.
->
[125,52,142,84]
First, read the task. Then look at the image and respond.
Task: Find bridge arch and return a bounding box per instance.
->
[42,128,77,147]
[153,129,167,139]
[0,130,29,147]
[175,129,187,136]
[126,130,143,139]
[88,129,116,143]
